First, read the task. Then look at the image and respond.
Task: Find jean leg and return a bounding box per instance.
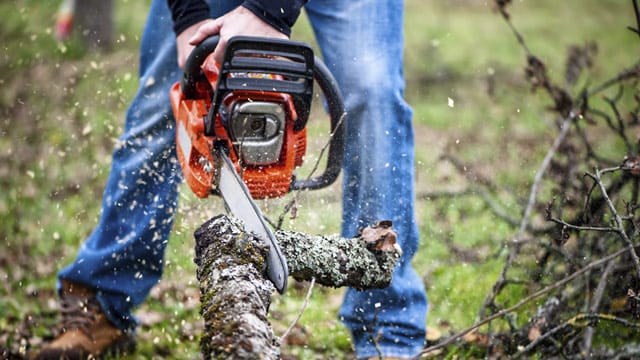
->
[57,0,183,332]
[56,0,255,333]
[305,0,427,357]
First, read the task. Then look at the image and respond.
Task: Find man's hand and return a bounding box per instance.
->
[176,6,288,68]
[176,19,209,69]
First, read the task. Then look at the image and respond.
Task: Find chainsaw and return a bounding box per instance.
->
[170,36,345,294]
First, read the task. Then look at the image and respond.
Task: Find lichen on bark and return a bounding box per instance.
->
[193,215,401,359]
[194,215,279,360]
[276,220,402,289]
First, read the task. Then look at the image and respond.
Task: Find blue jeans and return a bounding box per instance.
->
[59,0,427,357]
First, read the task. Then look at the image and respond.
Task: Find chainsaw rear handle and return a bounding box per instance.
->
[181,35,345,192]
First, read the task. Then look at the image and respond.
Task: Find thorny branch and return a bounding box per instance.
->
[424,0,640,357]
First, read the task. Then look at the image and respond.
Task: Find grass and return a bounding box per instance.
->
[1,0,638,358]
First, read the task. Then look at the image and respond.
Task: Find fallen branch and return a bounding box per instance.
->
[277,220,401,289]
[418,245,635,358]
[194,215,279,360]
[194,215,401,359]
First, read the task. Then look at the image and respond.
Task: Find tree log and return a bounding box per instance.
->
[193,215,401,359]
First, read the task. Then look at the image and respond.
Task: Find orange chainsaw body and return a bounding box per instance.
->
[170,56,307,200]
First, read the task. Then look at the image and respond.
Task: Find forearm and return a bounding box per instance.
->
[241,0,306,36]
[167,0,307,36]
[168,0,210,35]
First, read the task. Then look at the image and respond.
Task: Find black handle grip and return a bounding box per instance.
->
[290,58,345,192]
[181,35,220,99]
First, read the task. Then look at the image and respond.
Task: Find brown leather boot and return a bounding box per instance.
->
[32,280,135,360]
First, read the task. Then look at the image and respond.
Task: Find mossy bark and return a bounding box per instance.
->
[194,215,279,360]
[276,220,401,289]
[193,215,401,359]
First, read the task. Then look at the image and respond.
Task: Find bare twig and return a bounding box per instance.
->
[602,87,633,154]
[586,167,640,280]
[418,245,635,358]
[280,277,316,342]
[494,0,532,56]
[514,321,571,358]
[583,259,616,357]
[275,111,346,230]
[548,216,619,233]
[480,116,573,318]
[628,0,640,37]
[571,313,640,329]
[586,61,640,98]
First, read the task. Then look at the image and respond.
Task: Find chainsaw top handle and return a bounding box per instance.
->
[181,35,345,193]
[181,35,220,100]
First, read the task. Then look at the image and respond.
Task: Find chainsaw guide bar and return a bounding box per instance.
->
[215,146,288,293]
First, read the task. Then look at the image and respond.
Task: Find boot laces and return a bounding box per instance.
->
[60,294,102,339]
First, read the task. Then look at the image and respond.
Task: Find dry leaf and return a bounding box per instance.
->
[360,220,398,252]
[528,326,542,341]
